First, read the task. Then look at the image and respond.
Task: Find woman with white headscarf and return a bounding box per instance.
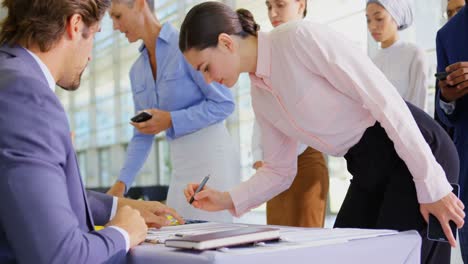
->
[367,0,428,111]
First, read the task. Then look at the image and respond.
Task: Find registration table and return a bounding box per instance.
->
[127,224,421,264]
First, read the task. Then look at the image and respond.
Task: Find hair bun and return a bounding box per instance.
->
[253,24,260,32]
[236,8,260,36]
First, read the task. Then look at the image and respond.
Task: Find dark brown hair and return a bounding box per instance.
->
[179,1,260,52]
[0,0,111,52]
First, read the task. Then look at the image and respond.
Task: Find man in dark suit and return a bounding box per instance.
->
[0,0,182,263]
[435,2,468,262]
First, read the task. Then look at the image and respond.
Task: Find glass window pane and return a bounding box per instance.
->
[95,69,115,100]
[74,108,91,150]
[74,77,91,108]
[119,92,135,142]
[96,99,116,146]
[98,148,111,186]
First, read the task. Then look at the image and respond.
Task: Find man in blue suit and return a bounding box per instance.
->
[0,0,182,263]
[435,2,468,262]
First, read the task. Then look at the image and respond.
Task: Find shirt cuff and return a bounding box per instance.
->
[439,99,456,115]
[110,196,118,220]
[414,176,452,204]
[108,226,130,252]
[169,110,183,138]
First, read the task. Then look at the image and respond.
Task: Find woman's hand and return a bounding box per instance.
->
[118,198,185,228]
[131,109,172,135]
[420,192,465,247]
[184,184,234,212]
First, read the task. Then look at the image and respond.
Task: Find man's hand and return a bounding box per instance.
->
[118,197,185,228]
[420,192,465,248]
[107,181,126,197]
[184,184,234,212]
[131,109,172,135]
[106,205,147,248]
[440,62,468,102]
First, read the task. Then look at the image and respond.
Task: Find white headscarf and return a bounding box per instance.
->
[367,0,414,30]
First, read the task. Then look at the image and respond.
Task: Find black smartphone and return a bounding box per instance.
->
[130,111,152,123]
[427,183,460,242]
[435,71,450,81]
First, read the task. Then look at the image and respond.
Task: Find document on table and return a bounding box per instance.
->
[145,222,249,244]
[146,222,397,244]
[279,227,398,243]
[220,228,399,255]
[146,221,399,254]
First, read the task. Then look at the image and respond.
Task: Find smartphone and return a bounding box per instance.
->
[427,183,460,242]
[435,71,449,81]
[131,111,152,123]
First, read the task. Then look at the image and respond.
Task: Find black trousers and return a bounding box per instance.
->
[334,103,459,264]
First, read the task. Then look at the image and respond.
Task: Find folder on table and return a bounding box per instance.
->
[164,227,280,250]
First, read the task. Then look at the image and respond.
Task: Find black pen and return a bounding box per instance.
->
[189,175,210,204]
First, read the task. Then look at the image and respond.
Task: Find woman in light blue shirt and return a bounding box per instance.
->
[107,0,239,222]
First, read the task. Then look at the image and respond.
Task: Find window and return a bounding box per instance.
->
[77,151,88,184]
[96,98,116,146]
[98,148,111,186]
[118,92,135,142]
[74,108,91,150]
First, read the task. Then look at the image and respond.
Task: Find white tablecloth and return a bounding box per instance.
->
[128,228,421,264]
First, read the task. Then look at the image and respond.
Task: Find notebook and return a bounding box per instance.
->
[164,227,280,250]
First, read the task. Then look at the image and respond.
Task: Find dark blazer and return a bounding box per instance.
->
[0,45,126,263]
[435,6,468,202]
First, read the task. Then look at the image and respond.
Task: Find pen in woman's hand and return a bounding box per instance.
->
[189,175,210,204]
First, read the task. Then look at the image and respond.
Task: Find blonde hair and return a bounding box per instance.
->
[112,0,154,12]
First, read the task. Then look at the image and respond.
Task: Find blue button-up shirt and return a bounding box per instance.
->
[119,23,235,187]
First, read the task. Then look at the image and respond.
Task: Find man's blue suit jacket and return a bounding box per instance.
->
[435,6,468,201]
[0,45,126,263]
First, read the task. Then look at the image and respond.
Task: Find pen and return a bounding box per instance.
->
[189,175,210,204]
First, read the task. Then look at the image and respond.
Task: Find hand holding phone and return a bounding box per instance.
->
[131,111,152,123]
[435,72,450,81]
[427,183,460,243]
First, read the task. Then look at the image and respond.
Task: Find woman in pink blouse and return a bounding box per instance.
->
[179,2,463,262]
